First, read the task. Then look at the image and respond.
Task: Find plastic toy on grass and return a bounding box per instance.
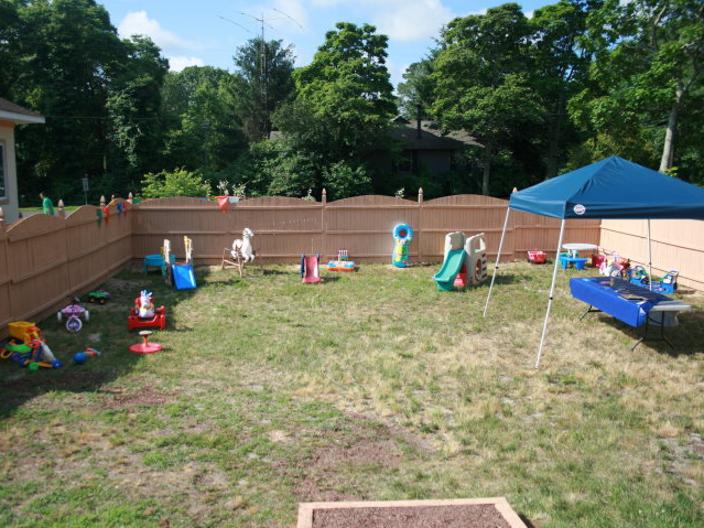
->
[57,297,90,333]
[433,232,488,291]
[86,290,111,304]
[129,331,162,355]
[392,224,413,268]
[128,290,166,331]
[1,321,61,369]
[628,266,679,294]
[163,236,197,290]
[301,254,321,284]
[327,249,358,272]
[527,250,547,264]
[73,347,101,364]
[222,228,256,278]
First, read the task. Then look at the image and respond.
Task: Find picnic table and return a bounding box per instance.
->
[570,277,691,349]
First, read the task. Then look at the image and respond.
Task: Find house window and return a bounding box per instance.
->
[0,141,6,200]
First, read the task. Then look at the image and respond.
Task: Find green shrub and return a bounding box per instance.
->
[141,168,211,198]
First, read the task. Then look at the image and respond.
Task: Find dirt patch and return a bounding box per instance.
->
[102,386,171,408]
[660,433,704,487]
[288,414,409,502]
[311,504,512,528]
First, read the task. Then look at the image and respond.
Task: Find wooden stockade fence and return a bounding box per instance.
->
[0,199,131,339]
[4,191,704,339]
[131,191,601,264]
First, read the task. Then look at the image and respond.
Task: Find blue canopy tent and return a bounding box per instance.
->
[483,156,704,367]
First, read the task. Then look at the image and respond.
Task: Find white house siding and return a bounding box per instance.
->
[0,121,18,224]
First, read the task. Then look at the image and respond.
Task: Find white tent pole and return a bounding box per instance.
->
[483,206,511,317]
[647,219,653,291]
[535,218,566,369]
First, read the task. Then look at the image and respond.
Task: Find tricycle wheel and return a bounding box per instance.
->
[66,317,82,333]
[57,312,62,322]
[84,310,90,322]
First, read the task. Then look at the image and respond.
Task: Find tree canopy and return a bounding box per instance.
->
[1,0,702,204]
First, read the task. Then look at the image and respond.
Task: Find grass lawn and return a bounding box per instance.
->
[1,263,702,527]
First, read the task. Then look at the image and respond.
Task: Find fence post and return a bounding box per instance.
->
[417,187,424,262]
[321,188,327,259]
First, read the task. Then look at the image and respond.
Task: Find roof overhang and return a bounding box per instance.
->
[0,110,45,124]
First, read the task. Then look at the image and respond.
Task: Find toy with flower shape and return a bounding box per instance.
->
[392,224,413,268]
[128,290,166,331]
[0,321,61,369]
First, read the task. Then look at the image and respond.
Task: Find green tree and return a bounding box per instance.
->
[161,66,247,176]
[530,0,591,178]
[397,56,436,120]
[233,38,295,140]
[9,0,128,201]
[575,0,704,174]
[322,161,372,200]
[107,35,169,187]
[432,4,544,195]
[289,22,396,163]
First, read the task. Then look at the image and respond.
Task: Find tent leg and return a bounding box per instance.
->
[647,220,653,291]
[535,219,566,369]
[483,207,511,317]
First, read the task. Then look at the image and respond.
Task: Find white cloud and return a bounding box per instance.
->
[118,11,206,72]
[374,0,455,42]
[118,11,191,50]
[169,56,205,72]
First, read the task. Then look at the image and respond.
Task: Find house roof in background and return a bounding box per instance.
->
[391,118,483,150]
[0,97,45,124]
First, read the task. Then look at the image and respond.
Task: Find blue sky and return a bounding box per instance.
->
[103,0,554,88]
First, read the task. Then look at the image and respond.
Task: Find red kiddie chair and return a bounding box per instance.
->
[128,291,166,331]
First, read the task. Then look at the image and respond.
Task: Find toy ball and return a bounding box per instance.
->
[73,352,88,364]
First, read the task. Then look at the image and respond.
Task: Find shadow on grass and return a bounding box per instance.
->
[0,265,212,418]
[593,310,704,357]
[519,513,537,528]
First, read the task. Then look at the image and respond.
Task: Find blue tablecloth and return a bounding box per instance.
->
[569,277,671,328]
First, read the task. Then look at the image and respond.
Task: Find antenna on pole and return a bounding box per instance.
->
[221,8,301,139]
[271,8,304,30]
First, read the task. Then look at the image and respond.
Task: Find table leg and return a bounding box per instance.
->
[579,305,602,321]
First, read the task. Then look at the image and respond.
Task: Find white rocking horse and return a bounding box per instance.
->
[222,228,255,277]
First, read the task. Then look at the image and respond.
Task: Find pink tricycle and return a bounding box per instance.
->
[57,297,90,333]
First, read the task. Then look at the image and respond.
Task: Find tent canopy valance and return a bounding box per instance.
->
[484,156,704,368]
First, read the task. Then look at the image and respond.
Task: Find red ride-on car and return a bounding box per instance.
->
[128,295,167,331]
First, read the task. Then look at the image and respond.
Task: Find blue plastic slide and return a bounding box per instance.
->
[172,263,197,290]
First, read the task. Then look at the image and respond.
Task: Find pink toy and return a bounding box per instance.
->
[301,254,321,284]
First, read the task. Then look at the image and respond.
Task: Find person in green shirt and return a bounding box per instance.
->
[39,191,55,216]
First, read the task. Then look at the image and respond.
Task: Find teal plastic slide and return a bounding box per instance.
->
[433,248,466,291]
